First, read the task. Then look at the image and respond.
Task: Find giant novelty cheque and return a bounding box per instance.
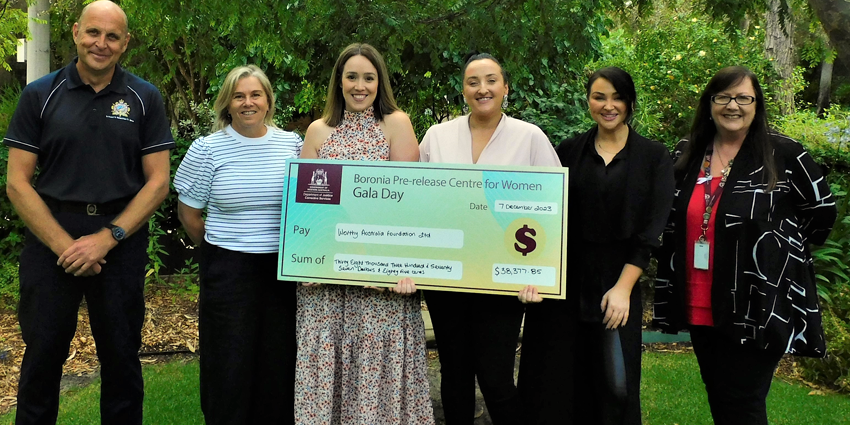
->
[278,159,568,299]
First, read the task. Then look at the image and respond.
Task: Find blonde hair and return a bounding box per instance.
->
[322,43,399,127]
[213,65,277,132]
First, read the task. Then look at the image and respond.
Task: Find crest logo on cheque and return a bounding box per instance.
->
[311,169,329,186]
[296,163,343,205]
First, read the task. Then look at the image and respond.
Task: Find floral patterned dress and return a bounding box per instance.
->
[294,107,435,425]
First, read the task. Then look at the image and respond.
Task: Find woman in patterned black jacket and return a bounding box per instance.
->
[653,66,836,425]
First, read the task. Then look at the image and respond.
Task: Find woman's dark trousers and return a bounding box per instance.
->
[426,291,525,425]
[199,241,297,425]
[690,326,784,425]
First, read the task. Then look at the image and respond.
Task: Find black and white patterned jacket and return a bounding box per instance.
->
[653,133,837,357]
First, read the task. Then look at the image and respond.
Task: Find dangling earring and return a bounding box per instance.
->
[502,96,508,109]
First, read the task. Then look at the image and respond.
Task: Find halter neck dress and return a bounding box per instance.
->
[294,107,435,425]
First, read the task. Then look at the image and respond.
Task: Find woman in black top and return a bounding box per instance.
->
[519,67,674,424]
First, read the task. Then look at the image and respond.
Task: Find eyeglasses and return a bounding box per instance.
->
[711,95,756,105]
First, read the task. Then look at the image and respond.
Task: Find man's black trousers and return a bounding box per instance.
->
[16,211,148,425]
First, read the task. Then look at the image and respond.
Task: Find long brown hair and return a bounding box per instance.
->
[676,66,777,190]
[322,43,399,126]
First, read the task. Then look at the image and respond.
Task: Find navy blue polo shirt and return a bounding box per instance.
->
[3,59,175,203]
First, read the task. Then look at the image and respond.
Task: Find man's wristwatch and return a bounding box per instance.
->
[105,223,126,242]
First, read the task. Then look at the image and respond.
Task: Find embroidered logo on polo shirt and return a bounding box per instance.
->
[111,100,131,117]
[107,99,135,123]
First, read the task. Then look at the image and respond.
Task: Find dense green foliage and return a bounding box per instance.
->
[800,291,850,391]
[591,9,778,147]
[0,1,30,72]
[46,0,616,140]
[0,84,23,274]
[0,260,18,310]
[775,108,850,172]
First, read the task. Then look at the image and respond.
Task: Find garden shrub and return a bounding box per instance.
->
[591,13,777,147]
[2,86,29,312]
[0,261,19,311]
[811,178,850,300]
[800,288,850,392]
[1,83,26,267]
[798,175,850,392]
[519,79,593,143]
[835,82,850,107]
[774,108,850,173]
[0,83,20,136]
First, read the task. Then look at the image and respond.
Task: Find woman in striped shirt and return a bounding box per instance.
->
[174,65,304,425]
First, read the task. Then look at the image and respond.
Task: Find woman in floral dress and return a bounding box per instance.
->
[294,43,434,425]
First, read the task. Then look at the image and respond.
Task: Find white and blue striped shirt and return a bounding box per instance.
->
[174,125,303,253]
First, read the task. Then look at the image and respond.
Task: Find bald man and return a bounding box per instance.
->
[3,1,173,423]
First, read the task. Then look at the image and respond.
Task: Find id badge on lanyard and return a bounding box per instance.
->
[694,241,710,270]
[695,147,732,271]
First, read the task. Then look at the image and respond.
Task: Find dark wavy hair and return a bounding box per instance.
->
[322,43,399,127]
[461,52,508,83]
[675,66,777,190]
[586,66,637,122]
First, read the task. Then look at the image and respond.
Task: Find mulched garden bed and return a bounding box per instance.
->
[0,282,200,415]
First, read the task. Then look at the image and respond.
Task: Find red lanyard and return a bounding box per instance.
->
[699,148,733,242]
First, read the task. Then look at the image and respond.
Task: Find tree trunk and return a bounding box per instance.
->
[764,0,796,115]
[807,0,850,72]
[816,59,833,117]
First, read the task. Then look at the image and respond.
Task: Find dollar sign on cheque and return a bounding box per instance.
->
[514,224,537,256]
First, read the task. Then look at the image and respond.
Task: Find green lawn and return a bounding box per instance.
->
[2,352,849,424]
[0,361,203,425]
[642,352,850,425]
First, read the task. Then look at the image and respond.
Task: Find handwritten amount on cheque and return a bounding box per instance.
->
[335,258,455,276]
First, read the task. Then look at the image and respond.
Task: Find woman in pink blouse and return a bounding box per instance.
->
[419,52,560,424]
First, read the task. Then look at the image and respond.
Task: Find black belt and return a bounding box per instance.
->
[42,196,130,216]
